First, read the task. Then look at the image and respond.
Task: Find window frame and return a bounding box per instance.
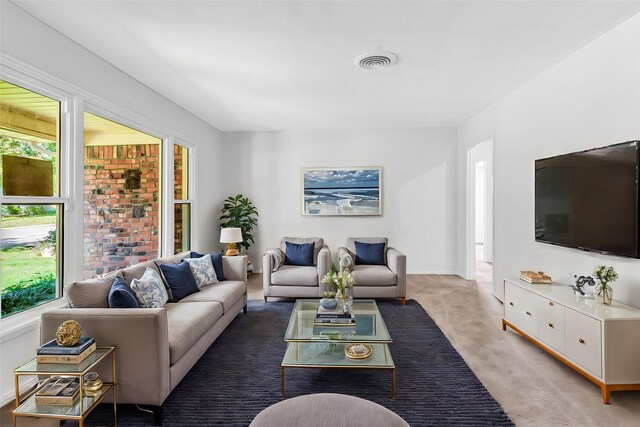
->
[0,73,73,321]
[81,108,166,277]
[166,137,195,255]
[1,55,199,327]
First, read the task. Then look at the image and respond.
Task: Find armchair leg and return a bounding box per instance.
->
[264,297,268,303]
[401,297,406,305]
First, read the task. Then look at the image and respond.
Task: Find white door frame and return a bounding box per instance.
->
[465,139,494,281]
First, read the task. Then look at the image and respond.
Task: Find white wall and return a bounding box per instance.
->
[0,2,224,403]
[221,128,457,274]
[458,14,640,305]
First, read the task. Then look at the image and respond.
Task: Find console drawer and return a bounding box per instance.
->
[533,297,565,354]
[504,281,537,336]
[565,308,602,378]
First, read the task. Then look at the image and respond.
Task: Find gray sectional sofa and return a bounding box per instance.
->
[40,252,247,422]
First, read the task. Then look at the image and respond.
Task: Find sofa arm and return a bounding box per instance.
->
[222,255,247,282]
[40,308,170,406]
[337,247,353,272]
[317,245,331,294]
[387,248,407,298]
[262,251,274,297]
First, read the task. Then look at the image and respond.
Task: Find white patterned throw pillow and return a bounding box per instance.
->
[130,268,169,308]
[184,256,218,288]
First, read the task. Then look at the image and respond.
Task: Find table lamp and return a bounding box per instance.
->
[220,227,243,256]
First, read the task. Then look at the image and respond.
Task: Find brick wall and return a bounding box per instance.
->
[83,144,160,279]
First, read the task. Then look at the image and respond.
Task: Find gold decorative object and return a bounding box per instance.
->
[83,371,103,392]
[55,320,82,346]
[345,343,373,360]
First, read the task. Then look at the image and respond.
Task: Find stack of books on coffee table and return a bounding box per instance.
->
[313,306,355,326]
[36,337,96,364]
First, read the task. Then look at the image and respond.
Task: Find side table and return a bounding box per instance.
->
[13,346,117,427]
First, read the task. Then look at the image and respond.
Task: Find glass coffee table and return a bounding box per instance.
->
[281,299,396,398]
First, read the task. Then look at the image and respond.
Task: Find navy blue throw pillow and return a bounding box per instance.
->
[108,277,140,308]
[191,251,226,281]
[354,241,386,265]
[284,242,315,266]
[159,261,199,301]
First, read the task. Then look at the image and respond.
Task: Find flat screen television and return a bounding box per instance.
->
[535,140,640,258]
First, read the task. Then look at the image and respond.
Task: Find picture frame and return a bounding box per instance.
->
[302,167,382,216]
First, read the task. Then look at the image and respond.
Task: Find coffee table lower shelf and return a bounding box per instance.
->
[281,342,396,399]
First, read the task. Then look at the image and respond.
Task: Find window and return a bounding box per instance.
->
[173,143,191,254]
[83,112,162,279]
[0,80,63,318]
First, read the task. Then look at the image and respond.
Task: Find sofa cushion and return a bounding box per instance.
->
[284,242,315,266]
[184,256,219,287]
[179,281,246,313]
[159,261,200,301]
[271,265,318,287]
[65,271,123,308]
[351,265,397,286]
[347,237,388,264]
[122,261,161,285]
[280,237,324,265]
[354,241,386,265]
[130,268,169,308]
[108,277,140,308]
[123,252,191,285]
[165,302,223,364]
[191,251,226,282]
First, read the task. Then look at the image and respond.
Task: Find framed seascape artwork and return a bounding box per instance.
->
[302,167,382,216]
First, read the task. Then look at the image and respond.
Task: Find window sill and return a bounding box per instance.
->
[0,298,67,344]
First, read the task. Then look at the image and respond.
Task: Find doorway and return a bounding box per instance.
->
[466,140,494,293]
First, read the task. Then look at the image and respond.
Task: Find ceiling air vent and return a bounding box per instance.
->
[354,51,397,70]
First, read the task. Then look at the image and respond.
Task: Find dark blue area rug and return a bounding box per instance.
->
[87,299,512,426]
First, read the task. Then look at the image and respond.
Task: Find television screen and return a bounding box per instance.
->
[535,141,639,258]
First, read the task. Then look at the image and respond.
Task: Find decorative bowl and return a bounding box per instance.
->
[320,298,338,309]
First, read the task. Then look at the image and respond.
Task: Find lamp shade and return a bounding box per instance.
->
[220,227,243,244]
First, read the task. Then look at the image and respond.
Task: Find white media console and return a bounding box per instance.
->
[502,278,640,403]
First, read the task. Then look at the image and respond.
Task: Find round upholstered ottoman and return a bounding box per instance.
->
[249,393,409,427]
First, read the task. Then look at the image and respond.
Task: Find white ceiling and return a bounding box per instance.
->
[12,1,640,132]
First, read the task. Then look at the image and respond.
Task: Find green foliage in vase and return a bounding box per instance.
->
[219,194,258,252]
[321,267,354,295]
[594,265,618,289]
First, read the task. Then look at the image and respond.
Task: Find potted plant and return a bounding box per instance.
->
[594,265,618,304]
[219,194,258,253]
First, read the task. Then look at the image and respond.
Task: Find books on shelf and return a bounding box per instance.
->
[519,270,552,284]
[36,342,96,364]
[38,337,95,355]
[35,377,80,406]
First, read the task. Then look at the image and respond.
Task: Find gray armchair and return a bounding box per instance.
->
[263,237,330,302]
[338,237,406,305]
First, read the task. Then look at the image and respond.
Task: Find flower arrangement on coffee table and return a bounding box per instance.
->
[321,265,355,311]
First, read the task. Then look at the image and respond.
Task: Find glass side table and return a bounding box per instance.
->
[13,347,117,427]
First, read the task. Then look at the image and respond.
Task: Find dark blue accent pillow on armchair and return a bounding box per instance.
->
[191,251,226,282]
[108,277,140,308]
[354,241,386,265]
[159,261,199,301]
[284,242,315,266]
